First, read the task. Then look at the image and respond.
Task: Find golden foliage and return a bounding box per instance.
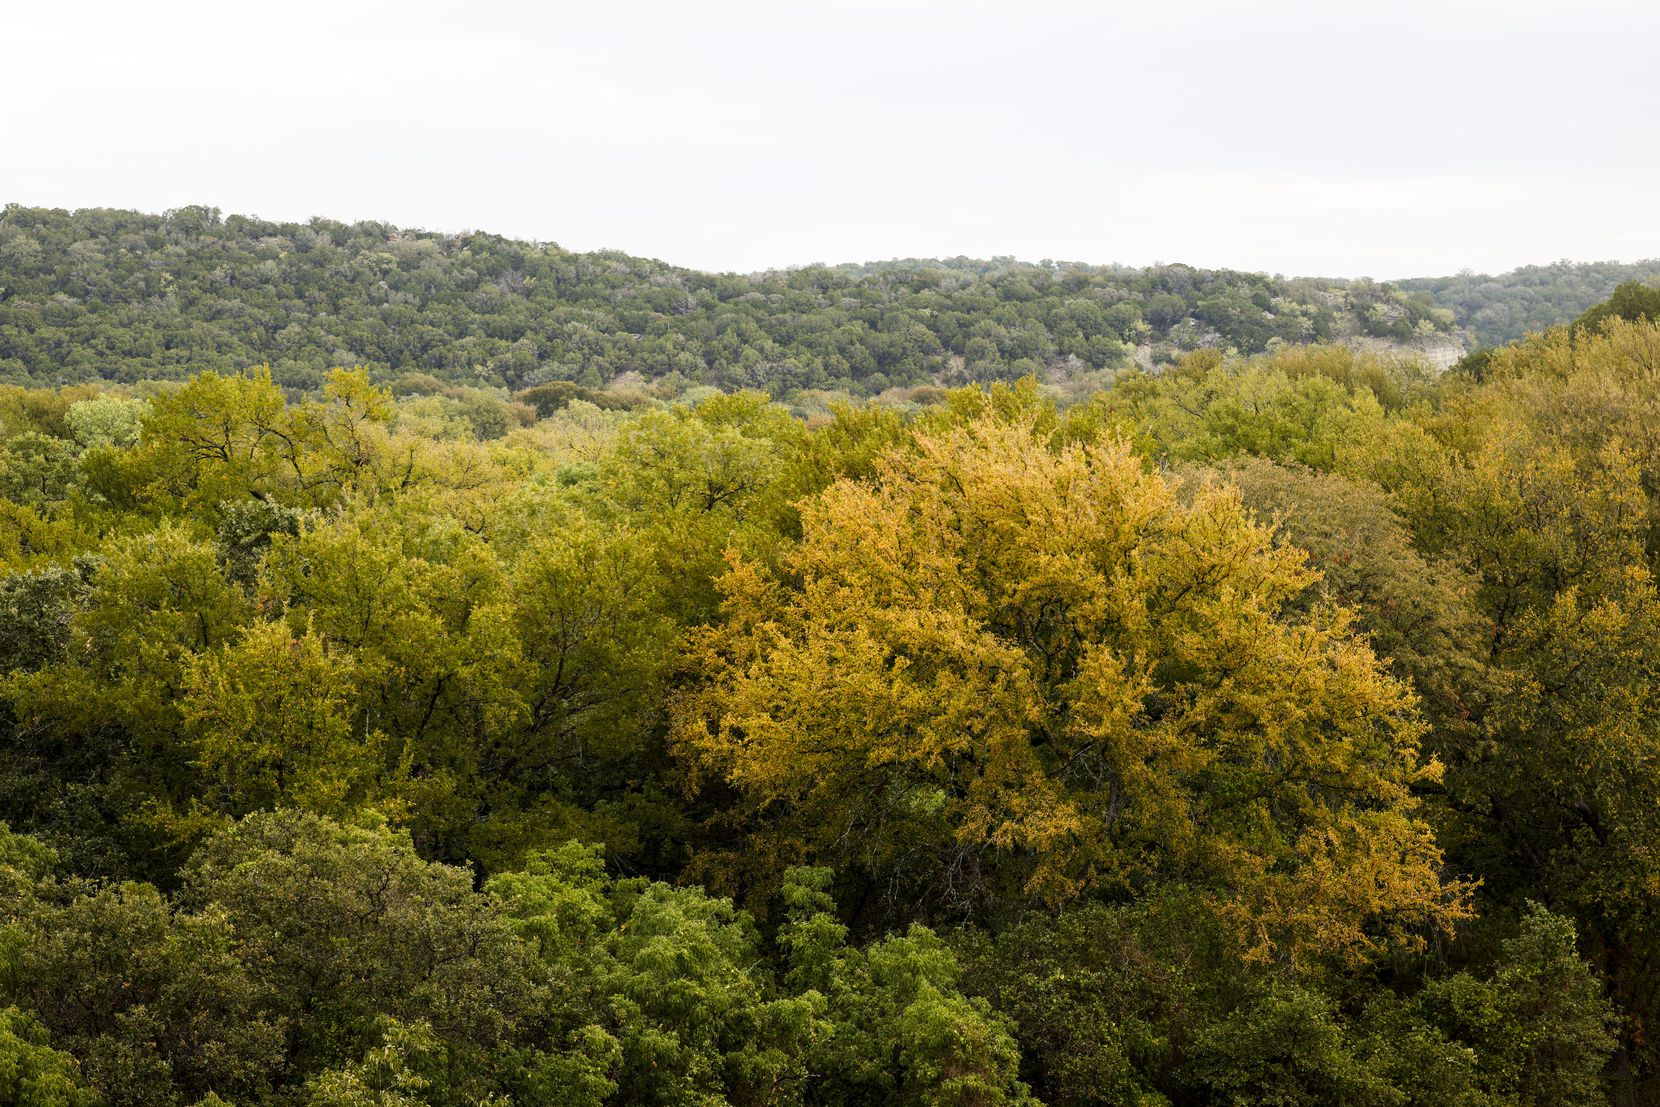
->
[674,415,1466,964]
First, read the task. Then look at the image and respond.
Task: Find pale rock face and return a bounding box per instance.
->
[1132,335,1467,374]
[1346,334,1467,373]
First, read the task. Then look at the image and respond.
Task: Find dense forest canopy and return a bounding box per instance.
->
[6,230,1660,1105]
[9,206,1654,403]
[1396,260,1660,348]
[0,205,1465,394]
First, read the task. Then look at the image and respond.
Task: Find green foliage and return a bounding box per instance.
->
[1066,346,1421,470]
[1574,280,1660,334]
[1,878,284,1106]
[0,206,1455,396]
[13,306,1660,1105]
[62,396,144,450]
[489,845,1041,1107]
[1,812,554,1107]
[958,896,1612,1107]
[1412,905,1616,1107]
[301,1019,456,1107]
[494,842,819,1106]
[776,869,1037,1107]
[0,562,92,674]
[181,620,379,816]
[1210,458,1492,755]
[0,431,77,506]
[0,1006,101,1107]
[1188,984,1400,1107]
[1398,260,1660,347]
[515,381,634,416]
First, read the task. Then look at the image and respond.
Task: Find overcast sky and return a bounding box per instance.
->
[6,0,1658,277]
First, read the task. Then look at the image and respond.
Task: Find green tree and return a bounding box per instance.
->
[181,620,381,817]
[0,1006,102,1107]
[63,396,144,450]
[1412,906,1616,1106]
[1574,280,1660,334]
[1188,984,1399,1107]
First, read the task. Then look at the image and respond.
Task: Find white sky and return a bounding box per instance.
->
[5,0,1658,278]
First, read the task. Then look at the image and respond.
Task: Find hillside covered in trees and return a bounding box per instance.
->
[6,273,1660,1104]
[0,205,1465,395]
[1397,260,1660,348]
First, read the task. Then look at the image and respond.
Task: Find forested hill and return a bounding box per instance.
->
[1397,259,1660,348]
[0,204,1458,393]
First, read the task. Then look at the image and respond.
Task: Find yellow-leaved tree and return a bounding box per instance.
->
[673,414,1466,966]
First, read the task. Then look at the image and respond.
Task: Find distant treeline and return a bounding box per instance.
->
[1398,259,1660,348]
[0,205,1457,394]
